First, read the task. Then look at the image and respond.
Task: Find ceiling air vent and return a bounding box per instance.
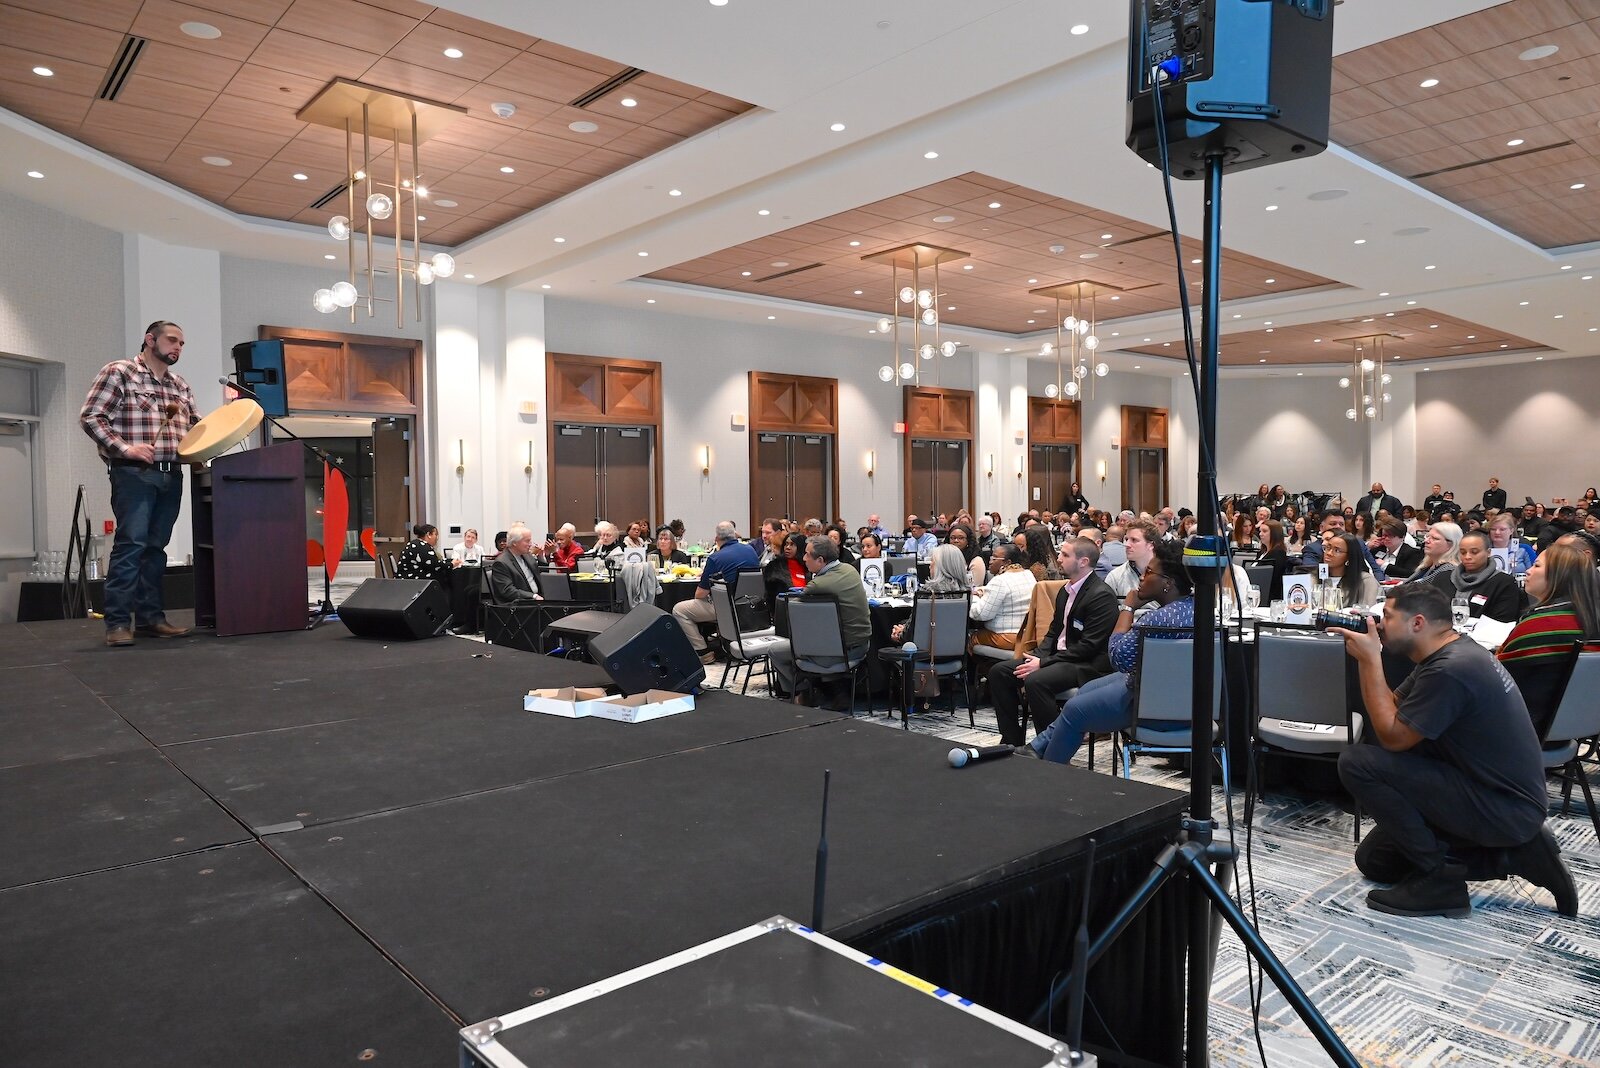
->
[310,183,348,211]
[570,67,645,109]
[97,35,148,102]
[753,263,823,283]
[1409,141,1573,181]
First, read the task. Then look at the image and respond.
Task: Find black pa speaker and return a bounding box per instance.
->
[231,339,287,417]
[340,578,451,640]
[1126,0,1335,178]
[587,603,706,694]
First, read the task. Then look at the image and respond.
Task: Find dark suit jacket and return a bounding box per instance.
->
[1355,492,1402,518]
[1034,572,1119,675]
[489,552,542,605]
[1483,487,1508,512]
[1382,541,1423,579]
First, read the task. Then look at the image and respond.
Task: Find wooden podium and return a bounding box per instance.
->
[191,442,308,636]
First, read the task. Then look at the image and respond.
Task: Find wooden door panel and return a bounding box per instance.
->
[601,427,653,524]
[754,434,790,527]
[791,435,830,525]
[552,425,599,528]
[934,441,967,517]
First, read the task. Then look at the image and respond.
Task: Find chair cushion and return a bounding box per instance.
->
[737,626,777,640]
[971,645,1011,662]
[1130,723,1194,747]
[1542,740,1580,766]
[1257,714,1364,756]
[736,634,788,657]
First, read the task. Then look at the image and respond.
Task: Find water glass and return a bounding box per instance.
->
[1246,585,1261,614]
[1451,594,1470,630]
[1269,600,1286,623]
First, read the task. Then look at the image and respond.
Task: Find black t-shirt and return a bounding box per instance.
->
[1394,638,1546,817]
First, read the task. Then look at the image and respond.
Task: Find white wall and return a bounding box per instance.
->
[1211,376,1372,504]
[1416,356,1600,505]
[220,253,430,347]
[0,190,125,620]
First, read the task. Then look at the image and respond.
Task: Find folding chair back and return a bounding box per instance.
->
[536,570,572,600]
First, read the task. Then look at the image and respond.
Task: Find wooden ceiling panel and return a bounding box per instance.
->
[646,172,1339,335]
[275,0,420,55]
[0,2,752,247]
[1334,0,1600,247]
[130,0,269,61]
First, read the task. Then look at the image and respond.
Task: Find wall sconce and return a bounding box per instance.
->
[986,452,995,479]
[1016,455,1025,479]
[524,440,535,476]
[455,439,466,475]
[699,444,712,476]
[866,449,876,478]
[1096,458,1108,483]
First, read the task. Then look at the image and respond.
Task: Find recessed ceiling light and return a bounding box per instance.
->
[1027,320,1036,324]
[1561,265,1574,270]
[31,66,53,77]
[1467,335,1476,339]
[771,261,788,267]
[1520,300,1530,305]
[988,201,1001,209]
[1419,77,1440,88]
[924,151,939,159]
[1424,264,1436,270]
[1385,312,1395,317]
[1143,338,1152,342]
[757,209,770,216]
[26,169,43,179]
[1190,258,1201,264]
[1100,233,1113,240]
[619,97,637,107]
[435,199,457,208]
[1070,24,1089,35]
[1507,138,1525,147]
[1133,364,1141,369]
[1572,183,1587,190]
[853,290,863,295]
[553,237,566,243]
[499,165,515,173]
[568,120,599,134]
[464,274,474,280]
[1027,278,1037,284]
[323,253,336,260]
[646,299,656,304]
[1584,275,1595,280]
[710,0,728,6]
[668,189,682,196]
[201,156,231,167]
[1354,238,1366,244]
[443,47,464,59]
[180,21,221,39]
[416,215,425,221]
[1314,338,1322,343]
[1378,291,1390,296]
[1429,324,1439,328]
[1519,44,1560,61]
[1423,366,1431,371]
[1264,278,1276,284]
[1259,358,1267,363]
[1080,252,1099,260]
[946,306,955,311]
[1232,313,1242,319]
[741,271,752,276]
[830,122,846,132]
[1110,295,1119,301]
[637,251,648,257]
[1264,321,1273,326]
[1407,300,1417,305]
[1555,313,1565,318]
[848,240,861,247]
[541,283,551,289]
[962,264,974,270]
[1264,204,1278,211]
[767,315,776,320]
[292,172,308,181]
[932,214,955,223]
[1111,331,1120,336]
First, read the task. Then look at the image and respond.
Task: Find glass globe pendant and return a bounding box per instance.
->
[327,216,351,241]
[1094,362,1109,377]
[1064,381,1080,397]
[899,286,915,304]
[939,340,957,357]
[429,252,455,278]
[1044,383,1059,398]
[920,308,937,327]
[330,281,359,308]
[877,365,895,383]
[919,343,935,360]
[916,289,934,309]
[415,262,435,285]
[898,362,915,380]
[366,192,393,220]
[877,317,893,334]
[312,288,337,313]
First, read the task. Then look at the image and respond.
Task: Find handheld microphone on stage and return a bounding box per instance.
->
[947,744,1019,768]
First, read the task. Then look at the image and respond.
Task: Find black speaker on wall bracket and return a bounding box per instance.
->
[1126,0,1335,179]
[587,603,706,695]
[340,579,452,640]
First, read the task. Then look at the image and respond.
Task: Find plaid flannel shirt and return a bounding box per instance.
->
[80,355,199,463]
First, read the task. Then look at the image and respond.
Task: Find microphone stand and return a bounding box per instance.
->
[219,376,342,627]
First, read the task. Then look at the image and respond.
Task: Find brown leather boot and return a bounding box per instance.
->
[135,620,191,638]
[104,626,135,647]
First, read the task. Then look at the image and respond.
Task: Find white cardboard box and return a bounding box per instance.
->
[524,687,615,717]
[589,690,696,723]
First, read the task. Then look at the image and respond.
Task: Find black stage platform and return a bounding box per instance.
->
[2,614,1189,1066]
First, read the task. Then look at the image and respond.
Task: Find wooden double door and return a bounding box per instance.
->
[551,424,655,530]
[1030,444,1080,513]
[753,432,832,524]
[907,438,969,520]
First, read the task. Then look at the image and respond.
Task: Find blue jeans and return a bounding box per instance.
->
[1035,672,1132,764]
[104,464,184,630]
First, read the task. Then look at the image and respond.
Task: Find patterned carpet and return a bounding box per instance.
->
[315,575,1600,1065]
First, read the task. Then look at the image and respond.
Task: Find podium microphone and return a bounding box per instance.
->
[947,744,1019,768]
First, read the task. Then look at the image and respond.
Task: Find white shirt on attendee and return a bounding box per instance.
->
[451,541,484,564]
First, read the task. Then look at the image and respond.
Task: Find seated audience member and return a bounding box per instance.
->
[1498,544,1600,735]
[1370,518,1422,579]
[1230,513,1257,553]
[975,515,1000,553]
[1266,484,1289,518]
[1422,484,1447,518]
[1402,521,1462,587]
[1022,525,1061,581]
[618,560,661,609]
[825,523,858,570]
[586,521,622,559]
[1285,515,1309,556]
[488,524,544,605]
[751,518,783,563]
[1556,529,1600,563]
[1097,526,1128,574]
[542,524,584,570]
[1430,491,1458,522]
[1350,511,1375,544]
[1446,531,1523,622]
[1105,520,1157,597]
[967,544,1037,651]
[763,530,809,605]
[1514,503,1544,542]
[667,519,687,541]
[1032,539,1195,763]
[1538,506,1581,552]
[1581,487,1600,513]
[1177,514,1198,540]
[450,528,485,565]
[1487,514,1535,575]
[651,525,690,567]
[1321,532,1381,608]
[1332,584,1576,918]
[622,520,651,551]
[948,522,986,587]
[671,521,761,663]
[397,523,454,581]
[858,532,884,559]
[767,535,872,706]
[493,530,509,554]
[1303,512,1387,579]
[802,517,825,537]
[1255,519,1289,602]
[1281,502,1300,528]
[865,513,890,539]
[906,516,938,560]
[989,538,1118,748]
